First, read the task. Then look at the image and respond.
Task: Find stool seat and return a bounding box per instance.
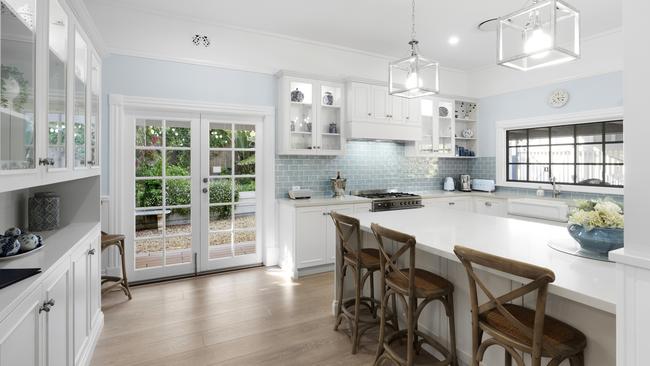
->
[480,304,587,357]
[101,233,125,246]
[387,268,453,299]
[344,248,380,270]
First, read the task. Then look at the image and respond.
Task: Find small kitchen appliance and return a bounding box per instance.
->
[330,171,347,197]
[443,177,455,191]
[471,179,496,192]
[353,189,423,212]
[288,187,313,200]
[459,175,472,192]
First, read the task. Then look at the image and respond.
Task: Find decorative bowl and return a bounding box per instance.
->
[567,224,624,254]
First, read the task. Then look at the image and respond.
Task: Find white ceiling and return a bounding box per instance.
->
[86,0,621,70]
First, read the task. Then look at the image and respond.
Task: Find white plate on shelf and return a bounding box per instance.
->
[0,244,44,261]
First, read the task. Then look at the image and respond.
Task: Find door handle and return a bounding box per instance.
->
[485,202,493,207]
[39,299,55,313]
[203,178,208,183]
[88,248,96,255]
[448,202,456,206]
[202,188,208,193]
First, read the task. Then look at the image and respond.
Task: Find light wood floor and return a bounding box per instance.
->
[91,267,378,366]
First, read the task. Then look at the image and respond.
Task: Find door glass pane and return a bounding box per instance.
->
[166,150,190,176]
[209,151,232,176]
[136,119,163,147]
[135,209,163,238]
[209,178,234,204]
[234,124,255,149]
[234,231,256,256]
[73,32,87,167]
[136,179,162,207]
[135,150,161,177]
[210,123,232,148]
[576,165,603,185]
[165,178,191,206]
[576,123,602,143]
[210,205,232,231]
[165,236,191,265]
[577,145,603,164]
[166,120,191,147]
[234,204,255,229]
[209,232,232,259]
[235,151,255,175]
[47,0,67,168]
[89,55,99,166]
[136,238,163,269]
[529,165,550,182]
[1,0,36,170]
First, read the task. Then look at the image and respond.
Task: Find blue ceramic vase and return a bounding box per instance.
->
[568,224,624,254]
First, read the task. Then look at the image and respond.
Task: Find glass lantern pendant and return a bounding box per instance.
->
[497,0,580,71]
[389,0,439,98]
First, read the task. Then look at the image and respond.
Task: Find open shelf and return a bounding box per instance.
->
[290,101,312,106]
[320,104,341,109]
[291,131,312,135]
[456,118,477,123]
[321,133,340,136]
[455,137,477,140]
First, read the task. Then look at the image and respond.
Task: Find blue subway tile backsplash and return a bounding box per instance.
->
[275,142,623,203]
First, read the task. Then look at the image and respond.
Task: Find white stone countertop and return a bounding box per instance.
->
[350,206,616,314]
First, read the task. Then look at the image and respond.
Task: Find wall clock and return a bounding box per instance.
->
[548,89,569,108]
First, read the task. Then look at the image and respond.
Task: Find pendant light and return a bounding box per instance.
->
[389,0,439,98]
[497,0,580,71]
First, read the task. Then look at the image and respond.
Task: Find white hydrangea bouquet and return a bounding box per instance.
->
[569,200,624,230]
[568,199,624,253]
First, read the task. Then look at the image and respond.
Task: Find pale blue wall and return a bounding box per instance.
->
[100,55,276,194]
[478,72,624,157]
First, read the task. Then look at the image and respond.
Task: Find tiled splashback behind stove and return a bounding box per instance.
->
[275,141,470,198]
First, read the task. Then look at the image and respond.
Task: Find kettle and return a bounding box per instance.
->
[443,177,455,191]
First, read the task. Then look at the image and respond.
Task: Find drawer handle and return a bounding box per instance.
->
[485,202,492,207]
[323,212,331,216]
[448,202,455,206]
[367,112,372,116]
[88,248,96,255]
[39,299,55,313]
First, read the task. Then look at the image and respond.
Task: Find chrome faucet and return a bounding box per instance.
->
[550,176,561,198]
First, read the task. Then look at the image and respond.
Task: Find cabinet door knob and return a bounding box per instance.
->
[485,202,492,207]
[322,212,331,216]
[45,299,55,307]
[88,248,96,255]
[367,113,372,116]
[448,202,455,206]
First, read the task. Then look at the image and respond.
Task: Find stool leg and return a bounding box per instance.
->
[446,294,458,366]
[504,350,512,366]
[334,265,346,331]
[568,352,584,366]
[352,266,362,354]
[369,270,376,318]
[375,289,389,363]
[406,294,416,366]
[119,241,132,300]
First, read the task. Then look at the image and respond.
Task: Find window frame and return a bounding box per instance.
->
[496,107,624,195]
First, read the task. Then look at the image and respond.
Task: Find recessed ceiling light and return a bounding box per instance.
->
[448,36,460,46]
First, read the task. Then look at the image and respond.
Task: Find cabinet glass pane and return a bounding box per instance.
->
[1,0,36,170]
[89,54,99,166]
[73,32,87,167]
[47,0,67,168]
[289,81,313,150]
[319,85,342,151]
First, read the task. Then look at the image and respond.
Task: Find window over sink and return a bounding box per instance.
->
[506,120,624,187]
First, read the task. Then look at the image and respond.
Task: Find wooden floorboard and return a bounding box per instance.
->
[91,267,377,366]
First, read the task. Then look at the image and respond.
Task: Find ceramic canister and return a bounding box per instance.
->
[28,192,60,231]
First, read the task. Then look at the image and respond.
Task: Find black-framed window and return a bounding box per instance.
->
[506,120,623,187]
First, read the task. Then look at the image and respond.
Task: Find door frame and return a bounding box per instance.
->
[107,95,276,281]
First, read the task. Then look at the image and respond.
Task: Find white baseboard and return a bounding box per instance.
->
[79,311,104,366]
[264,246,279,266]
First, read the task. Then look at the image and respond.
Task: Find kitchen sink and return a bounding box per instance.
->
[507,198,569,222]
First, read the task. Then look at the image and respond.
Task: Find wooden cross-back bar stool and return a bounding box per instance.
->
[453,245,586,366]
[371,223,458,366]
[101,231,132,300]
[330,212,386,354]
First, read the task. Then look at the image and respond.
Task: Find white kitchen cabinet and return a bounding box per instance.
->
[0,0,102,193]
[0,285,42,366]
[346,81,422,141]
[276,72,345,155]
[423,197,472,211]
[474,198,507,217]
[0,226,101,366]
[279,201,369,278]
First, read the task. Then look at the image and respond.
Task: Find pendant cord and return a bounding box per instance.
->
[410,0,416,41]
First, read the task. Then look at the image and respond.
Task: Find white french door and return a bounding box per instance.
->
[125,113,262,282]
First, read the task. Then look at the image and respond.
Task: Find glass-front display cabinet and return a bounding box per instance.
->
[277,73,345,155]
[89,53,100,167]
[47,0,68,169]
[406,97,454,157]
[73,31,87,168]
[0,0,36,171]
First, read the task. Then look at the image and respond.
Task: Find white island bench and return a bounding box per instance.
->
[335,206,616,366]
